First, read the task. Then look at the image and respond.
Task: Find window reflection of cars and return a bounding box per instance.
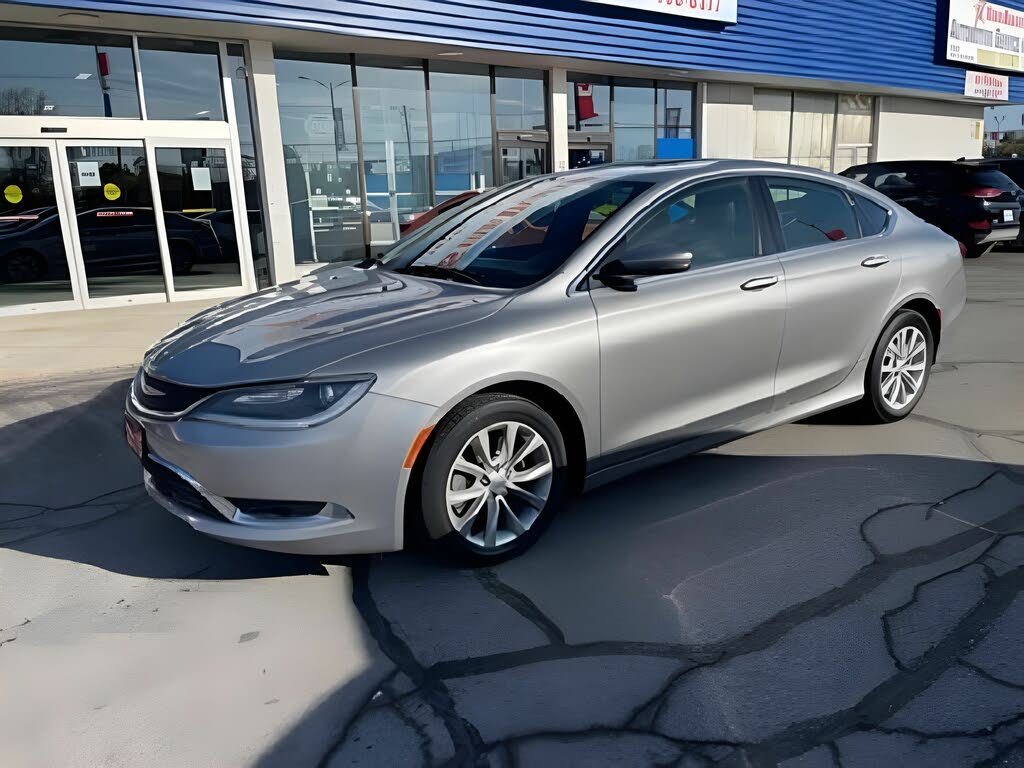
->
[0,206,224,284]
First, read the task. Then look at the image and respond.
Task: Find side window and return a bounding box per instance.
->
[853,195,889,237]
[766,178,859,251]
[613,178,758,271]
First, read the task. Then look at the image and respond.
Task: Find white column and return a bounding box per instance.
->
[549,67,569,173]
[247,39,296,284]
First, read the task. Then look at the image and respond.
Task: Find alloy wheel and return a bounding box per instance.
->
[445,421,553,550]
[880,326,927,411]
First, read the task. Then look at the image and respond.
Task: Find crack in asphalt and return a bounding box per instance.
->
[318,562,487,768]
[332,466,1024,766]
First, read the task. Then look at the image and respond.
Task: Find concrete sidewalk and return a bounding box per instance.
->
[0,299,220,383]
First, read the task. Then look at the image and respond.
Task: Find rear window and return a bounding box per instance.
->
[766,178,859,251]
[853,195,889,236]
[959,168,1016,192]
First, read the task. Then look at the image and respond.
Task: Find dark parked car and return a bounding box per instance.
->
[841,161,1024,258]
[0,206,223,284]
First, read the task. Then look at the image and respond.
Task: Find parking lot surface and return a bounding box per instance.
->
[1,253,1022,767]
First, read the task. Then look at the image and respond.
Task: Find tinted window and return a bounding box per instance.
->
[844,163,952,196]
[854,195,889,236]
[613,178,757,271]
[960,168,1015,192]
[767,178,859,250]
[0,26,139,117]
[393,177,651,289]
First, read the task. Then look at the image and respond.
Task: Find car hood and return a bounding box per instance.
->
[144,265,511,387]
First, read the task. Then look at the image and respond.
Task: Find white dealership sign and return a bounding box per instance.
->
[947,0,1024,73]
[965,69,1010,99]
[585,0,737,24]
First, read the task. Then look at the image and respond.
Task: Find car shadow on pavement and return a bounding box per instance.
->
[262,450,1024,768]
[0,376,326,579]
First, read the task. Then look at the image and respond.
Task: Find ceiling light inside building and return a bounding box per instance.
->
[74,73,91,80]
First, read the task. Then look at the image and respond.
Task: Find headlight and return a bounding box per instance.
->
[190,376,375,429]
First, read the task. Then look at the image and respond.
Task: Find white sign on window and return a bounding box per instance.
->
[77,161,100,187]
[948,0,1024,73]
[584,0,737,24]
[965,69,1009,100]
[190,166,212,191]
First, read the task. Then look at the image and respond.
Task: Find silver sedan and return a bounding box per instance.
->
[125,160,967,562]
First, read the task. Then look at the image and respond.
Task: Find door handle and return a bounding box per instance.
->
[861,255,890,268]
[741,276,779,291]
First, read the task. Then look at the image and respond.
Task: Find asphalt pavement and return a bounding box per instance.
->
[1,252,1022,768]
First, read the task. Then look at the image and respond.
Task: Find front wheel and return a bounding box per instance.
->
[858,310,934,424]
[420,394,568,564]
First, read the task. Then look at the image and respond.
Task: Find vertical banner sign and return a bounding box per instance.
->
[965,70,1009,100]
[948,0,1024,73]
[584,0,737,24]
[575,84,598,122]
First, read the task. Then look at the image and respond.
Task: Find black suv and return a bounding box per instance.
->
[841,160,1023,258]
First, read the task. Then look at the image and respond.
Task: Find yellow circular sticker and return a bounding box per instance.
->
[103,183,121,201]
[3,184,23,204]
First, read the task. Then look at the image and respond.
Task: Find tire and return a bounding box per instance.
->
[857,309,934,424]
[2,249,46,283]
[170,242,195,275]
[964,244,990,259]
[420,393,569,564]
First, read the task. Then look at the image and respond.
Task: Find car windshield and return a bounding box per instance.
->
[384,175,653,289]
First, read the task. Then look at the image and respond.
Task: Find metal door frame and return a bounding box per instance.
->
[0,137,84,317]
[54,138,172,310]
[146,136,257,300]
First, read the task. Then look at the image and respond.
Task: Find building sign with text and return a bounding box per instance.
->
[965,69,1010,99]
[584,0,737,24]
[947,0,1024,73]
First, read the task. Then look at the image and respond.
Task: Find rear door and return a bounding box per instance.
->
[762,175,900,408]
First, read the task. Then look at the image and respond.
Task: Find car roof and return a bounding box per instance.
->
[552,158,853,185]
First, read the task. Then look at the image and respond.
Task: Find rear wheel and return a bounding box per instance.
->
[2,249,46,283]
[858,310,934,423]
[420,394,568,563]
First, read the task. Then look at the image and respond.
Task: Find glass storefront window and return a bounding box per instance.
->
[0,27,139,118]
[614,79,655,162]
[568,73,610,132]
[225,45,269,287]
[356,56,431,247]
[836,94,875,172]
[494,67,546,131]
[276,53,362,265]
[429,63,493,203]
[657,82,694,138]
[139,38,224,120]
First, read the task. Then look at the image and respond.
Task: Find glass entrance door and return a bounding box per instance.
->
[62,142,167,300]
[0,140,80,312]
[498,142,547,185]
[152,145,244,293]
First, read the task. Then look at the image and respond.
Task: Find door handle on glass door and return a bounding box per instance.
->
[741,276,779,291]
[861,255,890,268]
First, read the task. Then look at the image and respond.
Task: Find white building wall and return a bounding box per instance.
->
[874,97,984,161]
[700,83,755,160]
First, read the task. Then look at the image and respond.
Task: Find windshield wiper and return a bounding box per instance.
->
[399,264,482,285]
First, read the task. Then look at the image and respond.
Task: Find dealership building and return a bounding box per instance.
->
[0,0,1021,316]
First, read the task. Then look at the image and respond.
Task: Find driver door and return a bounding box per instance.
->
[588,176,787,460]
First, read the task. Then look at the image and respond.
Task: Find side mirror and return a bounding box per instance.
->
[595,247,693,292]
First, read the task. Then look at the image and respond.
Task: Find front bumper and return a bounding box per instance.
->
[128,391,436,555]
